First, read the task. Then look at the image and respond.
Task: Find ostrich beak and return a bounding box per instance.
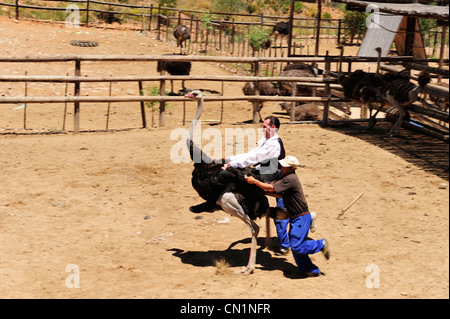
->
[184,93,195,99]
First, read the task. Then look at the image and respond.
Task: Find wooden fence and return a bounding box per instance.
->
[0,54,337,133]
[2,1,448,57]
[0,0,366,58]
[2,54,448,140]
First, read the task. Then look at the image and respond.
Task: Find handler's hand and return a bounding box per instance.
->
[245,176,256,184]
[221,163,229,170]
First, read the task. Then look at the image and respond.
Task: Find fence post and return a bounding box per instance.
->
[188,14,193,53]
[166,16,170,43]
[86,0,90,27]
[74,60,81,134]
[322,51,331,127]
[106,78,112,130]
[314,0,322,57]
[337,19,342,45]
[252,61,260,123]
[290,81,297,122]
[15,0,19,20]
[23,71,28,129]
[159,72,165,127]
[231,19,235,55]
[138,81,147,128]
[141,4,146,33]
[149,4,153,31]
[438,24,447,83]
[219,21,223,52]
[63,73,69,131]
[156,4,161,40]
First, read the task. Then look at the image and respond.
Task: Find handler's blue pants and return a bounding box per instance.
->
[275,219,290,249]
[274,198,290,249]
[289,213,325,274]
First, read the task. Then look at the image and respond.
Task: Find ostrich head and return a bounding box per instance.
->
[184,90,203,100]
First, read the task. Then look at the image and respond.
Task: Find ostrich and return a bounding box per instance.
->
[184,90,270,275]
[272,21,289,41]
[282,62,320,75]
[173,24,191,54]
[271,21,289,50]
[157,54,192,95]
[280,102,322,121]
[338,70,383,128]
[383,70,431,137]
[279,64,318,97]
[337,47,385,128]
[242,81,279,123]
[429,82,449,113]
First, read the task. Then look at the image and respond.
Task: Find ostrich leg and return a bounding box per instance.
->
[237,216,259,275]
[368,102,384,129]
[219,191,260,275]
[387,106,404,137]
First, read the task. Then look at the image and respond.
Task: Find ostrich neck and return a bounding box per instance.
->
[187,97,204,141]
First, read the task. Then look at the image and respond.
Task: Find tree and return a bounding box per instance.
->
[248,26,271,55]
[342,9,367,44]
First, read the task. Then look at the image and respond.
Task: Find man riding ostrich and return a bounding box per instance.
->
[184,90,284,275]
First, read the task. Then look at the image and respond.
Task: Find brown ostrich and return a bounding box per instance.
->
[279,63,319,97]
[280,102,322,121]
[173,24,191,54]
[242,81,279,123]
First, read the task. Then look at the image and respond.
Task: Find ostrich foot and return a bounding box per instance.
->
[368,117,377,129]
[384,132,401,138]
[234,266,254,276]
[189,202,215,213]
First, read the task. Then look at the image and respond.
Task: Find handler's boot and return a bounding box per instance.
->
[321,238,330,260]
[310,212,317,233]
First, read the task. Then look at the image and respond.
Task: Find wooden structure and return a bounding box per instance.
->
[336,1,449,20]
[0,54,425,134]
[358,13,428,60]
[335,1,449,62]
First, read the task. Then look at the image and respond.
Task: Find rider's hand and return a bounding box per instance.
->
[245,176,256,184]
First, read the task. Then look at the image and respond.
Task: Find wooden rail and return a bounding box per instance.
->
[0,54,414,63]
[1,54,447,137]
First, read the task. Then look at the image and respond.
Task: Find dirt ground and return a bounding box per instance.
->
[0,17,449,299]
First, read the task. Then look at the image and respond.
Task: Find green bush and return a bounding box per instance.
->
[248,26,270,51]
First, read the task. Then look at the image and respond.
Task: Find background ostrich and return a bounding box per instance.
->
[383,70,431,137]
[157,53,192,95]
[173,24,191,54]
[280,102,322,121]
[338,70,383,128]
[272,21,289,43]
[429,82,449,113]
[242,81,279,122]
[185,90,270,275]
[279,63,319,97]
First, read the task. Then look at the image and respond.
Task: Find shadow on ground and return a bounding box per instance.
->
[325,122,449,180]
[169,237,314,279]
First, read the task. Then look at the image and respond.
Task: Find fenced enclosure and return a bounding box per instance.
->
[0,1,448,139]
[1,53,448,141]
[2,1,448,60]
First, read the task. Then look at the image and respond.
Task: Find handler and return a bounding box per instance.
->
[245,156,329,276]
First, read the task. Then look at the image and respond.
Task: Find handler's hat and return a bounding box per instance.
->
[279,156,300,168]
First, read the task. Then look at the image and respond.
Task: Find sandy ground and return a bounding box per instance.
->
[0,17,449,299]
